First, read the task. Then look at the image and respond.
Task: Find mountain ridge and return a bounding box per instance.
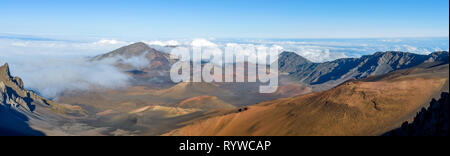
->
[279,51,449,86]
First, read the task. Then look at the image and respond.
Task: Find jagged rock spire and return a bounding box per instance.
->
[0,63,12,79]
[0,63,24,89]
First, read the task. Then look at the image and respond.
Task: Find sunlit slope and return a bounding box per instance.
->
[177,96,236,110]
[165,63,449,136]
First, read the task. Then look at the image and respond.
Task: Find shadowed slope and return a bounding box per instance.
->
[0,102,45,136]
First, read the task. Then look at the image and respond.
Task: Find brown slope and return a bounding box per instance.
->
[153,82,234,100]
[177,96,236,111]
[165,63,449,136]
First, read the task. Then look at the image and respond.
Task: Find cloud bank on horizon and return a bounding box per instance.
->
[0,37,449,98]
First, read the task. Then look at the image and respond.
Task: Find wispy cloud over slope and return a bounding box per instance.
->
[0,38,131,98]
[0,55,130,98]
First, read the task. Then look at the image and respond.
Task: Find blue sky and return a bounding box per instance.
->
[0,0,449,39]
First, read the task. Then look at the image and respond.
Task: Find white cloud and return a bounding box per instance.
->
[191,38,218,47]
[403,45,418,52]
[380,39,403,43]
[290,47,349,62]
[93,39,128,45]
[224,43,282,63]
[1,56,130,98]
[144,40,179,46]
[11,42,29,47]
[0,39,133,98]
[170,41,283,64]
[0,39,132,57]
[97,51,150,69]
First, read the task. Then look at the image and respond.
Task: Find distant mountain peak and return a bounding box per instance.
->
[122,42,152,52]
[278,51,312,73]
[92,42,175,72]
[280,51,310,61]
[131,41,149,46]
[279,51,449,86]
[280,51,297,56]
[93,42,153,60]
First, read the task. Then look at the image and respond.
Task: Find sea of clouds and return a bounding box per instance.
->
[0,35,448,98]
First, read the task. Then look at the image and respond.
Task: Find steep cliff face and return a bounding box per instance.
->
[0,63,72,136]
[0,63,54,112]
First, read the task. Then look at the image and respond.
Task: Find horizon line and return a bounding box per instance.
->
[1,32,449,42]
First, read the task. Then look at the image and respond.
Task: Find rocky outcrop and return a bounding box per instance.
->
[0,63,53,112]
[384,92,449,136]
[0,63,59,136]
[0,63,24,89]
[279,51,449,85]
